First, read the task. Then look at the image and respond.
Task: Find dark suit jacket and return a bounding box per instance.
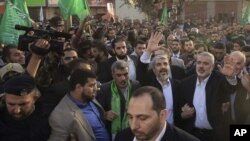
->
[96,80,141,137]
[177,71,235,138]
[136,58,182,125]
[115,123,200,141]
[231,80,250,124]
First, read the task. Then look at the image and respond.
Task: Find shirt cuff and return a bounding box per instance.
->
[140,51,152,64]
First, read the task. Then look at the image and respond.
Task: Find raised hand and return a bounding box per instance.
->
[146,32,164,53]
[218,55,237,78]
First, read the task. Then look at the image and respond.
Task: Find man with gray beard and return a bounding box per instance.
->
[178,52,237,141]
[137,32,181,126]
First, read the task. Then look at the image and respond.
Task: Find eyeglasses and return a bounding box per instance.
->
[64,56,77,61]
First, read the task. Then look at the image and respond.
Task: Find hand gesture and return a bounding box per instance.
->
[221,102,230,114]
[29,39,50,57]
[218,55,236,78]
[181,104,195,119]
[241,68,250,92]
[146,32,164,53]
[105,110,118,122]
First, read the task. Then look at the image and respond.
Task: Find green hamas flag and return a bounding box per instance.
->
[160,6,168,25]
[0,0,31,46]
[241,0,250,26]
[58,0,91,21]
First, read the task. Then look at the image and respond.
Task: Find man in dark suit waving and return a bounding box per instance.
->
[178,52,237,141]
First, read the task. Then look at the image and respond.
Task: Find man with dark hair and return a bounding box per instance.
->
[0,74,51,141]
[170,39,182,59]
[101,36,137,82]
[2,45,25,65]
[178,52,236,141]
[77,39,94,60]
[40,58,93,113]
[115,86,200,141]
[49,16,64,32]
[48,69,109,141]
[130,40,146,59]
[54,48,78,83]
[96,60,140,140]
[212,42,226,69]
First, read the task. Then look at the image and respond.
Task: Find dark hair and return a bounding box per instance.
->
[2,45,17,63]
[63,48,77,56]
[135,40,146,48]
[92,27,106,40]
[67,58,92,73]
[69,69,96,90]
[92,41,109,57]
[213,42,225,50]
[233,40,245,47]
[77,40,92,58]
[111,60,128,74]
[112,36,125,49]
[131,86,166,113]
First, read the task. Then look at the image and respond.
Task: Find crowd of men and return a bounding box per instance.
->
[0,15,250,141]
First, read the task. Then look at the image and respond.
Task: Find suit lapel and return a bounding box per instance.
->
[205,73,214,110]
[64,96,95,139]
[161,123,174,141]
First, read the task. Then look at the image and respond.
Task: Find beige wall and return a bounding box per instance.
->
[182,0,241,22]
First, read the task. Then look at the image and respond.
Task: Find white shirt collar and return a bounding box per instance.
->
[133,122,167,141]
[157,78,170,86]
[173,51,180,57]
[196,74,211,86]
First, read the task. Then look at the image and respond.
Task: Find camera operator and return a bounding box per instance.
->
[49,16,65,33]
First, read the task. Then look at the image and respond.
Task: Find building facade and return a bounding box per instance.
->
[177,0,243,23]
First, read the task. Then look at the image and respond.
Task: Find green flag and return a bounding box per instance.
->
[160,6,168,25]
[58,0,90,21]
[241,0,250,26]
[0,0,31,46]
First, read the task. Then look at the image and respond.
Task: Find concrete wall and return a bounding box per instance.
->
[114,0,146,22]
[183,0,241,22]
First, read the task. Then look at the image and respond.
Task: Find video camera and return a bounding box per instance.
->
[15,25,72,55]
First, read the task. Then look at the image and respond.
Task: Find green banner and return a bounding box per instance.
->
[58,0,90,21]
[26,0,45,6]
[0,0,31,46]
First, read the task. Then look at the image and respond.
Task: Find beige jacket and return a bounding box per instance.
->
[48,95,105,141]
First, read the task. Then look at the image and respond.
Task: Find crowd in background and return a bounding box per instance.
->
[0,15,250,141]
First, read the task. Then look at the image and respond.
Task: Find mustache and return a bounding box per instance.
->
[160,68,168,73]
[120,80,127,84]
[198,68,204,72]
